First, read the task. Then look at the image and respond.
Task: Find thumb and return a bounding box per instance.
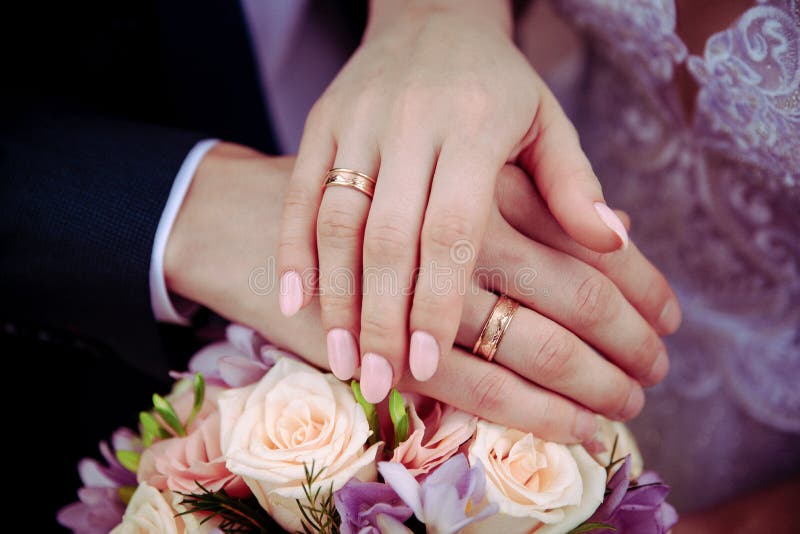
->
[518,83,628,253]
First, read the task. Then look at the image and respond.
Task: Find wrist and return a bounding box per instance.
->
[163,142,287,302]
[365,0,513,40]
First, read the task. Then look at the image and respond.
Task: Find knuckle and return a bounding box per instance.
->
[319,293,357,324]
[360,309,393,337]
[453,81,493,117]
[317,207,362,245]
[472,370,511,414]
[572,273,616,328]
[411,295,460,331]
[283,186,314,215]
[364,222,413,264]
[306,98,332,129]
[423,213,476,255]
[587,249,621,274]
[528,328,574,383]
[392,86,430,121]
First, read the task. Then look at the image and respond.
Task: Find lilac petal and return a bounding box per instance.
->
[334,479,412,534]
[421,482,465,534]
[58,487,125,533]
[594,456,632,519]
[218,355,270,387]
[95,450,135,487]
[636,471,665,485]
[460,462,487,503]
[425,453,469,488]
[622,484,671,509]
[111,428,141,453]
[188,341,240,378]
[656,501,679,531]
[57,501,90,527]
[78,458,117,487]
[378,462,423,519]
[226,323,265,360]
[260,346,299,366]
[98,441,119,470]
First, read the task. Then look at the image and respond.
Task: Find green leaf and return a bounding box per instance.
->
[389,389,409,446]
[351,380,380,445]
[567,522,616,533]
[152,393,186,437]
[139,411,170,447]
[184,373,205,430]
[116,450,141,473]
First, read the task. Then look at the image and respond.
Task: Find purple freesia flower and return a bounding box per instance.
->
[379,454,498,534]
[57,428,141,533]
[588,455,678,533]
[171,323,298,387]
[334,478,414,534]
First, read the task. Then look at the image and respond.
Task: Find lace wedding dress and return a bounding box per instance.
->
[544,0,800,512]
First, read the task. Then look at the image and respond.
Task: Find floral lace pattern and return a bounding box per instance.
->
[549,0,800,511]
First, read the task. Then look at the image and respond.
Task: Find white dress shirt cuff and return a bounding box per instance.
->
[149,138,219,325]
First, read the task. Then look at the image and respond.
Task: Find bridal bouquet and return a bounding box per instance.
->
[59,325,677,534]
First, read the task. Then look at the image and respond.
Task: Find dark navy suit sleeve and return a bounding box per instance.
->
[0,111,204,376]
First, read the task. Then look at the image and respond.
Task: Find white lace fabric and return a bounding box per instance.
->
[549,0,800,511]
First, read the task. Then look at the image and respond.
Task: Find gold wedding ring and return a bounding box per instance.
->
[472,294,520,362]
[323,168,377,198]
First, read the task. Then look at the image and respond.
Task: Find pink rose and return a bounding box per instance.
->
[391,396,477,477]
[138,382,248,496]
[138,410,248,496]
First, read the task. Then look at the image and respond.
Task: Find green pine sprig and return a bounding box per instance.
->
[177,481,276,533]
[296,461,340,534]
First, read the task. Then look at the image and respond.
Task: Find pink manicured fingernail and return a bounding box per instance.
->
[279,271,303,317]
[327,329,359,380]
[594,202,629,249]
[574,411,598,442]
[658,300,682,334]
[409,331,440,382]
[361,353,393,404]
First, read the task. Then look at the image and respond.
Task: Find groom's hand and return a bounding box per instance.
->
[164,144,679,443]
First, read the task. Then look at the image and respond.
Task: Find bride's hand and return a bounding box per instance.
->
[166,144,680,443]
[276,0,635,404]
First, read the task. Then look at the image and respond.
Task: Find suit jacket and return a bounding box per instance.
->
[0,0,363,377]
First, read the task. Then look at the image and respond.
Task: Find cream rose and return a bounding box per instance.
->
[110,482,219,533]
[218,358,381,532]
[466,421,606,534]
[586,417,643,480]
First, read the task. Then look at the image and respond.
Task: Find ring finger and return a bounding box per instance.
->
[317,137,380,380]
[457,286,645,421]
